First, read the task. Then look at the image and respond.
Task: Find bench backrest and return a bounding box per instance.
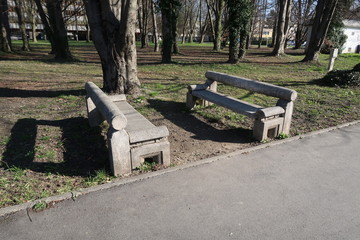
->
[205,71,297,101]
[85,82,127,130]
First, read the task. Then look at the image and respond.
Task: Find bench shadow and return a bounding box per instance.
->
[1,117,109,176]
[147,99,253,144]
[0,88,85,98]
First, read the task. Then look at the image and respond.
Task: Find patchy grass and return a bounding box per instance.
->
[0,41,359,209]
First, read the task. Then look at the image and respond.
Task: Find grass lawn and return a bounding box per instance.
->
[0,40,359,209]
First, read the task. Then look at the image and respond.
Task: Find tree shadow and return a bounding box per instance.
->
[0,88,85,98]
[1,117,109,176]
[147,99,253,144]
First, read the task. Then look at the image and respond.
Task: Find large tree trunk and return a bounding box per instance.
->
[14,0,31,51]
[151,0,159,52]
[272,0,291,56]
[0,0,12,52]
[302,0,338,62]
[84,0,141,95]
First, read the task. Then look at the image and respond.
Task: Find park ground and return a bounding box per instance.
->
[0,41,359,209]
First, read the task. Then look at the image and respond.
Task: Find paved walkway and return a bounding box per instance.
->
[1,123,360,240]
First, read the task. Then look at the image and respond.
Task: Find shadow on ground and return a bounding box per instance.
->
[1,117,109,176]
[0,88,85,98]
[148,99,253,144]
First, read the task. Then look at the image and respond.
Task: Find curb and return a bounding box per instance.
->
[1,120,359,219]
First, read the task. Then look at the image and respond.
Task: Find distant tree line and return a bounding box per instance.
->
[0,0,358,94]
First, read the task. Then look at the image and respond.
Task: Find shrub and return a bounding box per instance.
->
[317,69,360,87]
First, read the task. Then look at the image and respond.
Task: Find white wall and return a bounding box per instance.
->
[342,27,360,53]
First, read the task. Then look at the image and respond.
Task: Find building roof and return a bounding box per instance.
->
[343,20,360,28]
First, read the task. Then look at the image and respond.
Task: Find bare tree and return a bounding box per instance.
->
[302,0,339,62]
[257,0,268,48]
[198,0,210,43]
[14,0,31,51]
[205,0,225,51]
[138,0,151,48]
[159,0,181,63]
[0,0,12,52]
[180,0,191,44]
[188,1,199,43]
[272,0,291,56]
[293,0,315,49]
[34,0,72,59]
[24,0,38,42]
[83,0,140,95]
[151,0,159,51]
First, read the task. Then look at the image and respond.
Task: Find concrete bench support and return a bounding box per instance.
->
[85,82,170,176]
[186,71,298,141]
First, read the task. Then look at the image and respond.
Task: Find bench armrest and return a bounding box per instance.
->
[127,126,169,144]
[256,106,285,119]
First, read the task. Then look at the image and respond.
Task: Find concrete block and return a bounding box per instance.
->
[253,117,284,141]
[131,140,170,169]
[107,128,131,176]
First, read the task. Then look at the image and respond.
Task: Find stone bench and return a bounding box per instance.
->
[85,82,170,176]
[186,71,298,141]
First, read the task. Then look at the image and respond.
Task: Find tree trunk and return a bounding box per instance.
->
[272,0,291,56]
[239,32,247,59]
[171,3,179,54]
[0,0,12,52]
[199,12,209,44]
[14,0,31,51]
[227,0,240,63]
[34,0,72,60]
[138,0,150,48]
[151,0,159,52]
[84,0,141,95]
[213,0,225,51]
[27,0,38,43]
[160,0,173,62]
[205,0,216,43]
[302,0,338,62]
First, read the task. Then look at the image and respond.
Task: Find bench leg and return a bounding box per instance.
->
[276,100,294,135]
[253,117,284,141]
[186,91,197,109]
[130,140,171,169]
[107,128,131,176]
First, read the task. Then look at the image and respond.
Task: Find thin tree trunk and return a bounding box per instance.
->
[34,0,72,59]
[160,1,173,62]
[272,0,291,56]
[151,0,159,51]
[14,0,31,51]
[0,0,12,52]
[213,0,225,51]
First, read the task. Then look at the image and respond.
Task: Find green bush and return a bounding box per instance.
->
[318,69,360,87]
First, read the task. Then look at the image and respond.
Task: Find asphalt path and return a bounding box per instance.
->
[1,123,359,240]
